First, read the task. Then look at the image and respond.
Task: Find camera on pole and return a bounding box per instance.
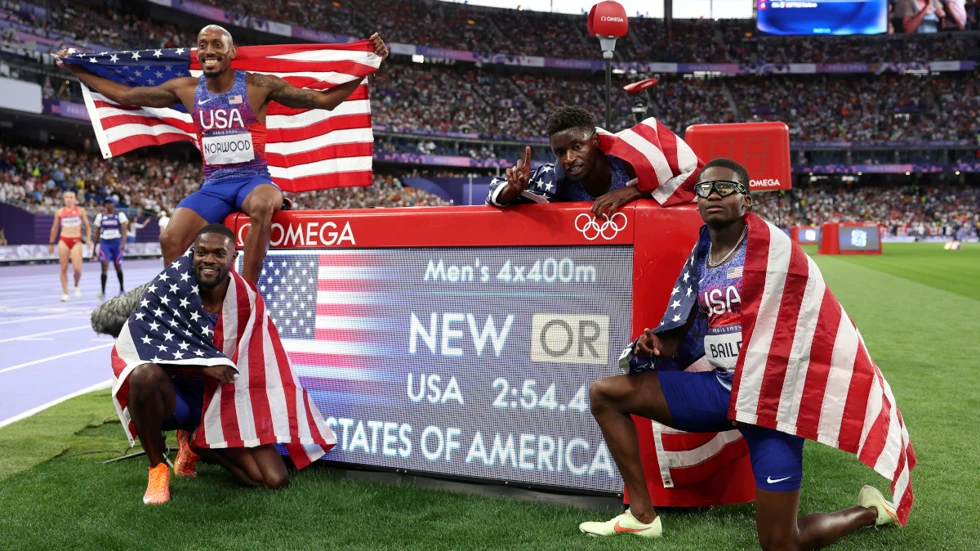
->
[587,1,628,129]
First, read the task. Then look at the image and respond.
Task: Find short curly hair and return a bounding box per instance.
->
[545,106,596,137]
[700,158,751,188]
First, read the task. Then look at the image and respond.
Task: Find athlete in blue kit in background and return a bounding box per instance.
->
[93,197,129,299]
[56,26,388,283]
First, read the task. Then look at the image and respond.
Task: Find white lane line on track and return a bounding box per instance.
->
[0,379,113,430]
[0,325,92,343]
[0,343,114,375]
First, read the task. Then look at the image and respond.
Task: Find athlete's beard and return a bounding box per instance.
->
[203,67,226,79]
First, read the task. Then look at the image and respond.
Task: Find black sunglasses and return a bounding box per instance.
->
[694,180,748,198]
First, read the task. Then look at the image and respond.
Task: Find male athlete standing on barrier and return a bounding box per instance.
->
[56,25,389,284]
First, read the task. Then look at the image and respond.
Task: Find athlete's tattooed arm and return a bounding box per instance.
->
[252,73,364,111]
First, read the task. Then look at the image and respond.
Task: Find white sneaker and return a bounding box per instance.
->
[97,292,105,300]
[61,294,69,302]
[579,509,663,538]
[858,485,900,527]
[74,287,82,298]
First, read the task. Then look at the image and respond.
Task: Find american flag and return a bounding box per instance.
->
[253,252,396,410]
[61,41,382,192]
[487,118,702,207]
[110,250,336,469]
[596,118,702,207]
[628,213,916,525]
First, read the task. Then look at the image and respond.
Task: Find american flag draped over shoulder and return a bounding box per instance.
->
[626,213,916,525]
[487,118,702,207]
[61,41,381,192]
[596,118,702,207]
[110,251,336,469]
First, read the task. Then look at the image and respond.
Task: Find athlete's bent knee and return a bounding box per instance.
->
[589,378,618,413]
[129,363,168,395]
[247,200,276,223]
[159,228,183,254]
[264,471,289,490]
[758,529,798,551]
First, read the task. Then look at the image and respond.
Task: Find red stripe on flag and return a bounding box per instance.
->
[755,242,810,422]
[246,292,275,440]
[660,431,718,451]
[99,113,194,132]
[267,308,302,448]
[268,87,370,116]
[630,123,676,182]
[857,385,892,467]
[318,253,383,267]
[599,135,660,193]
[667,439,748,486]
[794,287,842,441]
[314,304,381,317]
[313,328,380,343]
[316,278,387,292]
[265,143,374,168]
[303,391,326,447]
[895,445,914,526]
[265,113,372,141]
[93,101,143,111]
[728,219,773,419]
[108,133,194,157]
[189,40,376,68]
[838,345,876,454]
[286,352,368,370]
[655,120,682,176]
[274,171,373,193]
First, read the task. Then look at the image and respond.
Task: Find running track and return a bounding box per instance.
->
[0,259,163,428]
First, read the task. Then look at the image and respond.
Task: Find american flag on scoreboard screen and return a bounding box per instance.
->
[650,213,916,525]
[256,253,399,408]
[60,41,381,192]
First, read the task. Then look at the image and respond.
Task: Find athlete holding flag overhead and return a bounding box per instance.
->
[55,25,389,283]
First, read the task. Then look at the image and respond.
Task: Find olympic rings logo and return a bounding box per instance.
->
[574,212,628,241]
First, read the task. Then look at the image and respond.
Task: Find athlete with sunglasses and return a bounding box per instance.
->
[579,158,902,549]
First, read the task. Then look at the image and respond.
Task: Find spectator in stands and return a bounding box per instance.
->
[898,0,946,33]
[0,226,7,246]
[127,215,148,244]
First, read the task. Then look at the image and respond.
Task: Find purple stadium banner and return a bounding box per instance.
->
[166,1,229,22]
[795,163,980,174]
[292,26,349,44]
[375,152,512,168]
[42,99,88,120]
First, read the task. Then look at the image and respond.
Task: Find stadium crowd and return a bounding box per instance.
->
[4,0,980,145]
[3,139,975,240]
[754,184,980,239]
[0,141,451,215]
[3,0,979,66]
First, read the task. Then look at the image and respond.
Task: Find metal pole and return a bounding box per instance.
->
[605,58,612,129]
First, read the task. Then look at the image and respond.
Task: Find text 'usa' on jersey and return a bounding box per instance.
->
[192,70,270,182]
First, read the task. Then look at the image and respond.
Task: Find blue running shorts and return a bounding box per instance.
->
[657,370,805,492]
[175,175,279,224]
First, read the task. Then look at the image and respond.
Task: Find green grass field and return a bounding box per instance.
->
[1,242,978,551]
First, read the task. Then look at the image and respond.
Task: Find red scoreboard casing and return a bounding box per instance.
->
[685,122,793,191]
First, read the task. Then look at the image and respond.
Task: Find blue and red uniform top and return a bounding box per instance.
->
[192,70,270,183]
